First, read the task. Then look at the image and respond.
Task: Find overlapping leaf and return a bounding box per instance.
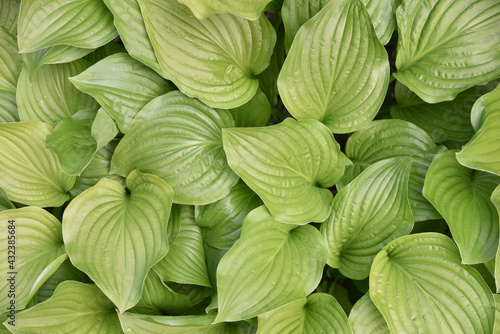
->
[491,185,500,292]
[223,118,345,224]
[111,91,239,205]
[138,0,276,108]
[360,0,398,45]
[227,88,272,127]
[177,0,272,20]
[370,233,495,334]
[349,294,389,334]
[0,187,14,211]
[394,0,500,103]
[278,0,390,133]
[0,27,21,123]
[63,170,174,312]
[215,206,327,322]
[0,0,19,33]
[423,150,500,264]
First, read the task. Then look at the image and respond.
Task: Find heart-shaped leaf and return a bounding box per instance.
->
[457,83,500,176]
[63,169,174,312]
[278,0,390,133]
[0,0,19,33]
[177,0,272,20]
[215,206,327,322]
[138,0,276,108]
[257,293,352,334]
[322,157,414,280]
[0,121,76,207]
[0,27,21,123]
[394,0,500,103]
[349,293,389,334]
[111,91,239,205]
[223,118,345,224]
[370,233,495,334]
[4,281,122,333]
[423,150,500,264]
[17,0,117,53]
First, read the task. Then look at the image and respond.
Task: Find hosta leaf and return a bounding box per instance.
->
[423,150,500,264]
[63,170,174,312]
[495,295,500,333]
[491,185,500,292]
[457,83,500,176]
[154,205,212,288]
[0,121,76,207]
[322,157,413,279]
[177,0,272,20]
[103,0,164,76]
[167,282,212,307]
[390,82,497,144]
[349,293,390,334]
[257,293,352,334]
[0,27,21,123]
[360,0,398,45]
[370,233,495,334]
[91,108,119,150]
[278,0,390,133]
[0,187,14,211]
[0,90,17,123]
[0,0,19,33]
[138,0,276,108]
[17,59,98,127]
[83,40,125,64]
[17,0,117,53]
[215,206,327,322]
[227,88,272,127]
[70,53,176,133]
[223,118,345,224]
[111,91,238,205]
[4,281,121,333]
[0,207,66,312]
[394,0,500,103]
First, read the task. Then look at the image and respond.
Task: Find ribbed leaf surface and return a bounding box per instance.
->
[0,0,19,33]
[349,294,390,334]
[0,27,21,123]
[178,0,272,20]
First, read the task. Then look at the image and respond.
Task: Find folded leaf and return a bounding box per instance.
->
[0,27,21,122]
[111,91,239,205]
[63,170,174,312]
[322,157,414,279]
[138,0,276,108]
[215,206,327,322]
[0,0,19,33]
[223,118,345,224]
[17,0,117,53]
[394,0,500,103]
[0,121,76,207]
[177,0,272,20]
[278,0,390,133]
[423,150,500,264]
[370,233,495,334]
[349,293,389,334]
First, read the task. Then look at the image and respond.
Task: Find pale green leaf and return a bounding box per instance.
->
[0,90,17,123]
[4,281,122,333]
[423,150,500,264]
[278,0,390,133]
[360,0,398,45]
[17,59,99,127]
[223,118,345,224]
[0,187,14,211]
[111,91,239,205]
[0,0,19,33]
[138,0,276,108]
[257,293,352,334]
[177,0,272,20]
[215,206,327,322]
[227,88,272,127]
[457,83,500,176]
[494,295,500,333]
[394,0,500,103]
[322,157,413,279]
[17,0,117,53]
[91,108,119,150]
[349,293,390,334]
[0,27,21,123]
[491,185,500,292]
[70,53,176,133]
[154,205,212,288]
[83,40,125,64]
[63,170,174,312]
[370,233,495,334]
[0,121,76,207]
[0,207,66,312]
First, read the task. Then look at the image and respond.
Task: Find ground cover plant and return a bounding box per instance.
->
[0,0,500,332]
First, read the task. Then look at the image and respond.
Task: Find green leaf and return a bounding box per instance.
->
[494,295,500,333]
[349,293,390,334]
[0,0,19,33]
[91,108,119,150]
[17,0,117,53]
[360,0,398,45]
[0,207,66,312]
[223,118,345,224]
[83,40,125,64]
[370,233,495,334]
[4,281,122,333]
[491,185,500,292]
[394,0,500,103]
[167,282,212,308]
[111,91,239,205]
[257,293,352,334]
[70,53,176,133]
[278,0,390,133]
[177,0,272,20]
[17,59,98,127]
[322,157,414,279]
[215,206,327,322]
[154,205,212,288]
[138,0,276,108]
[0,27,22,123]
[63,170,174,312]
[227,88,272,127]
[457,83,500,176]
[0,121,76,207]
[423,150,500,264]
[0,187,14,211]
[195,180,263,250]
